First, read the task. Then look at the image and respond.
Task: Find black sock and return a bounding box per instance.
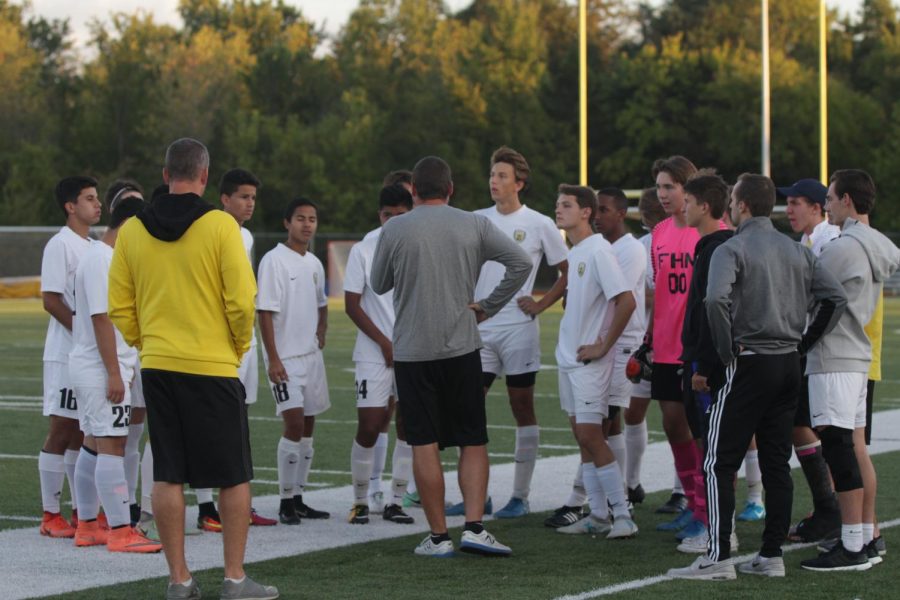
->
[198,501,217,517]
[293,494,304,506]
[430,532,451,544]
[279,498,295,513]
[464,521,484,534]
[798,446,839,512]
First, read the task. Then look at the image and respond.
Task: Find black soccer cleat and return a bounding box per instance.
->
[348,504,370,524]
[544,505,583,528]
[655,492,688,514]
[627,484,646,505]
[383,504,414,524]
[278,498,301,525]
[790,509,841,543]
[294,495,330,519]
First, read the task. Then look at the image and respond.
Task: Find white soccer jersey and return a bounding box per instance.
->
[639,232,654,291]
[257,243,326,360]
[343,227,395,363]
[611,233,647,344]
[240,226,258,349]
[41,226,93,363]
[69,242,138,385]
[473,204,568,330]
[555,234,630,370]
[801,219,840,258]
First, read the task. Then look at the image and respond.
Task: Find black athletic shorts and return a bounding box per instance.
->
[793,357,811,428]
[865,379,875,445]
[395,350,488,450]
[142,369,253,489]
[651,363,682,402]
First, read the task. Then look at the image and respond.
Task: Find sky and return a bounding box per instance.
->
[27,0,868,53]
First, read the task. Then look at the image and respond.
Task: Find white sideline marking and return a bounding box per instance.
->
[2,408,899,600]
[0,515,41,523]
[0,395,41,401]
[0,453,38,460]
[554,518,900,600]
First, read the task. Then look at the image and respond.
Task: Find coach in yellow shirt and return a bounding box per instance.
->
[109,138,277,600]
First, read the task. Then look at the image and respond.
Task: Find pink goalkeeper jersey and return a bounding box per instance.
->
[650,216,725,364]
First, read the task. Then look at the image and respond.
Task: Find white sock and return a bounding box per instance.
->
[390,440,413,505]
[512,425,539,500]
[277,437,302,500]
[38,451,66,513]
[369,433,388,496]
[595,461,629,519]
[565,462,587,507]
[74,448,100,521]
[842,523,864,553]
[863,523,875,545]
[140,443,153,513]
[64,449,79,512]
[624,422,647,488]
[296,437,314,495]
[95,454,129,528]
[351,440,375,504]
[195,488,214,505]
[125,423,144,505]
[582,462,608,520]
[224,576,246,585]
[607,433,626,479]
[673,471,684,495]
[744,449,763,504]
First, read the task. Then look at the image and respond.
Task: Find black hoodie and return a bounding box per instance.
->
[680,228,734,377]
[137,193,215,242]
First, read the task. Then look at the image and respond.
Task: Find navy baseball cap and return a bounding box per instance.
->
[776,178,827,205]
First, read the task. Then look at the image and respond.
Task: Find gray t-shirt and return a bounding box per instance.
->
[371,203,531,362]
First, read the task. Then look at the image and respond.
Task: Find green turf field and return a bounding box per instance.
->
[2,297,899,599]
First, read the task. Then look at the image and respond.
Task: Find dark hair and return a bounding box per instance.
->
[412,156,452,201]
[109,196,145,229]
[684,173,729,219]
[219,168,261,197]
[491,146,530,192]
[830,169,876,215]
[638,187,666,228]
[558,183,597,222]
[651,155,697,185]
[379,183,413,210]
[596,187,628,212]
[165,138,209,182]
[382,170,412,187]
[151,183,168,200]
[55,176,98,217]
[105,179,144,213]
[734,173,776,217]
[283,197,319,222]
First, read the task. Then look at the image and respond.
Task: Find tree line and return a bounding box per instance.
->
[1,0,899,232]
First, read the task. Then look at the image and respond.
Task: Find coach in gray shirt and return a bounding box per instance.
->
[371,156,530,558]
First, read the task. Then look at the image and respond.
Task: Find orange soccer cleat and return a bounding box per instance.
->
[40,512,76,539]
[197,514,223,532]
[107,526,163,553]
[74,519,109,547]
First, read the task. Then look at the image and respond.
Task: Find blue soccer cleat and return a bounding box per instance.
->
[494,497,530,519]
[656,508,693,532]
[736,501,766,522]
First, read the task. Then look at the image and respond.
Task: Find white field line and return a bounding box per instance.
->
[554,517,900,600]
[0,515,42,523]
[2,408,899,599]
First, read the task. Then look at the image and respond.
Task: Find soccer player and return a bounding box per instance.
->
[38,176,102,538]
[258,198,332,525]
[647,156,709,531]
[464,146,568,519]
[674,173,733,553]
[345,183,415,525]
[776,178,843,542]
[553,184,638,539]
[669,173,846,581]
[800,170,899,571]
[370,156,530,557]
[70,193,162,553]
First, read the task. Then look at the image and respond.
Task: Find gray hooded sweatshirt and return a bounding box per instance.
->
[806,218,900,374]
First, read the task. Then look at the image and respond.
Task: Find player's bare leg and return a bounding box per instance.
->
[219,482,251,580]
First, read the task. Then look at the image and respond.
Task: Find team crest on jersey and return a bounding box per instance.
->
[577,262,586,277]
[513,229,526,242]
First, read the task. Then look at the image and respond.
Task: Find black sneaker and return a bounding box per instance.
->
[866,540,883,565]
[294,495,330,519]
[801,540,872,572]
[383,504,414,524]
[791,509,841,543]
[873,535,886,556]
[544,505,583,528]
[627,485,645,505]
[348,504,369,524]
[655,493,688,514]
[278,498,301,525]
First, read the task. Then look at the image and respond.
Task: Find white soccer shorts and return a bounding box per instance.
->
[808,372,867,430]
[131,368,145,409]
[74,385,132,438]
[558,353,614,425]
[238,345,259,405]
[608,344,635,409]
[479,320,541,377]
[269,351,331,417]
[354,361,396,408]
[43,360,78,419]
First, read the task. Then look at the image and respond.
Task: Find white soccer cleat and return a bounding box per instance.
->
[556,515,611,535]
[667,556,736,581]
[606,516,638,539]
